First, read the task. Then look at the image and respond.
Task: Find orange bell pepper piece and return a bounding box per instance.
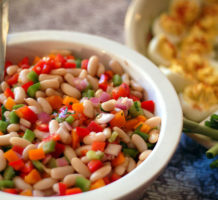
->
[4,149,20,162]
[72,130,80,149]
[24,169,41,184]
[137,115,147,122]
[46,95,63,110]
[134,122,151,133]
[72,103,84,113]
[28,149,45,160]
[4,97,15,110]
[20,189,32,196]
[63,96,79,106]
[112,152,125,167]
[125,118,139,130]
[90,179,105,190]
[110,111,126,128]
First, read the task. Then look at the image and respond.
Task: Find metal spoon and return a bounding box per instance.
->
[0,0,9,82]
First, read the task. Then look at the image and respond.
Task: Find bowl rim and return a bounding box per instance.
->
[2,30,183,200]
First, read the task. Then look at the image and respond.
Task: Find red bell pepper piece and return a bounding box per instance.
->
[43,134,61,142]
[88,160,103,173]
[91,141,106,152]
[37,123,49,132]
[112,83,130,100]
[15,106,37,123]
[81,59,89,70]
[54,54,66,68]
[58,182,67,196]
[129,94,140,101]
[12,145,24,155]
[9,159,25,170]
[110,172,121,182]
[76,127,90,138]
[64,62,76,68]
[4,88,14,98]
[98,74,109,91]
[5,60,12,69]
[6,73,19,86]
[18,57,29,67]
[3,188,18,194]
[21,161,34,174]
[41,63,52,74]
[103,176,111,185]
[141,100,155,113]
[104,70,113,79]
[51,142,65,158]
[22,81,34,93]
[87,121,103,132]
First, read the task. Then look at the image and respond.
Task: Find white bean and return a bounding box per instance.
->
[114,157,129,176]
[145,116,161,128]
[139,150,152,161]
[113,127,130,143]
[51,166,74,179]
[25,98,42,113]
[101,99,116,111]
[1,81,9,92]
[28,106,40,114]
[6,65,18,76]
[127,157,136,173]
[56,126,71,144]
[130,80,143,91]
[83,132,106,145]
[7,124,20,132]
[71,158,91,178]
[34,129,49,140]
[37,97,52,114]
[83,100,94,118]
[87,75,99,90]
[97,63,105,77]
[78,69,88,79]
[51,68,66,76]
[0,132,18,146]
[39,74,63,83]
[61,83,81,99]
[18,69,30,84]
[95,113,114,124]
[109,60,123,75]
[63,174,84,187]
[87,55,99,76]
[90,164,111,182]
[148,129,159,143]
[131,134,147,152]
[40,78,60,90]
[20,118,31,128]
[64,73,75,86]
[122,73,130,85]
[10,137,31,148]
[35,91,46,98]
[49,120,59,134]
[0,150,6,171]
[0,94,6,104]
[14,177,32,190]
[103,128,111,138]
[66,68,82,76]
[64,145,77,161]
[33,178,57,190]
[75,145,92,156]
[45,88,62,96]
[14,87,26,104]
[33,190,44,197]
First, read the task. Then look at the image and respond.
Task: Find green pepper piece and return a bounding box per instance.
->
[12,104,25,110]
[123,148,139,159]
[32,160,44,172]
[27,82,40,97]
[86,150,104,160]
[75,177,91,192]
[0,180,14,189]
[48,158,57,168]
[27,71,38,83]
[1,105,7,121]
[65,115,75,124]
[0,120,9,133]
[108,131,119,143]
[23,129,35,142]
[134,128,149,141]
[129,101,144,117]
[9,111,19,124]
[43,140,56,154]
[82,89,94,98]
[76,59,82,68]
[112,74,122,86]
[3,166,16,180]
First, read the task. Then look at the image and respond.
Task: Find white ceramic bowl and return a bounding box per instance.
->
[3,30,182,200]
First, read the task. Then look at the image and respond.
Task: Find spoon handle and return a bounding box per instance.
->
[0,0,9,81]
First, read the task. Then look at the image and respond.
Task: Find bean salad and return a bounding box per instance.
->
[0,51,161,196]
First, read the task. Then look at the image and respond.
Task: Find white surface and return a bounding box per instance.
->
[3,31,182,200]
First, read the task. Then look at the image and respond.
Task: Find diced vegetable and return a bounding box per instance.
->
[123,148,139,159]
[0,120,9,133]
[91,141,106,152]
[29,149,45,160]
[23,129,35,142]
[112,74,122,86]
[108,131,118,143]
[4,97,15,110]
[82,89,95,98]
[9,159,25,170]
[65,187,82,195]
[88,121,103,132]
[12,104,25,110]
[129,101,144,117]
[9,111,19,124]
[75,177,91,192]
[27,82,41,97]
[0,180,14,189]
[4,88,14,98]
[76,127,90,138]
[111,152,125,167]
[32,160,44,172]
[27,71,38,83]
[3,166,16,180]
[15,106,38,123]
[86,150,104,160]
[141,100,155,113]
[88,160,103,173]
[24,169,41,184]
[1,105,7,121]
[46,96,63,110]
[110,111,126,128]
[65,115,75,124]
[43,140,56,154]
[4,149,20,162]
[90,179,105,190]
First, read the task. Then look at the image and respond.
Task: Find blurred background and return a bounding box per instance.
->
[8,0,218,200]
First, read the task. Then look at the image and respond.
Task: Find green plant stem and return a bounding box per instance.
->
[183,118,218,140]
[206,143,218,159]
